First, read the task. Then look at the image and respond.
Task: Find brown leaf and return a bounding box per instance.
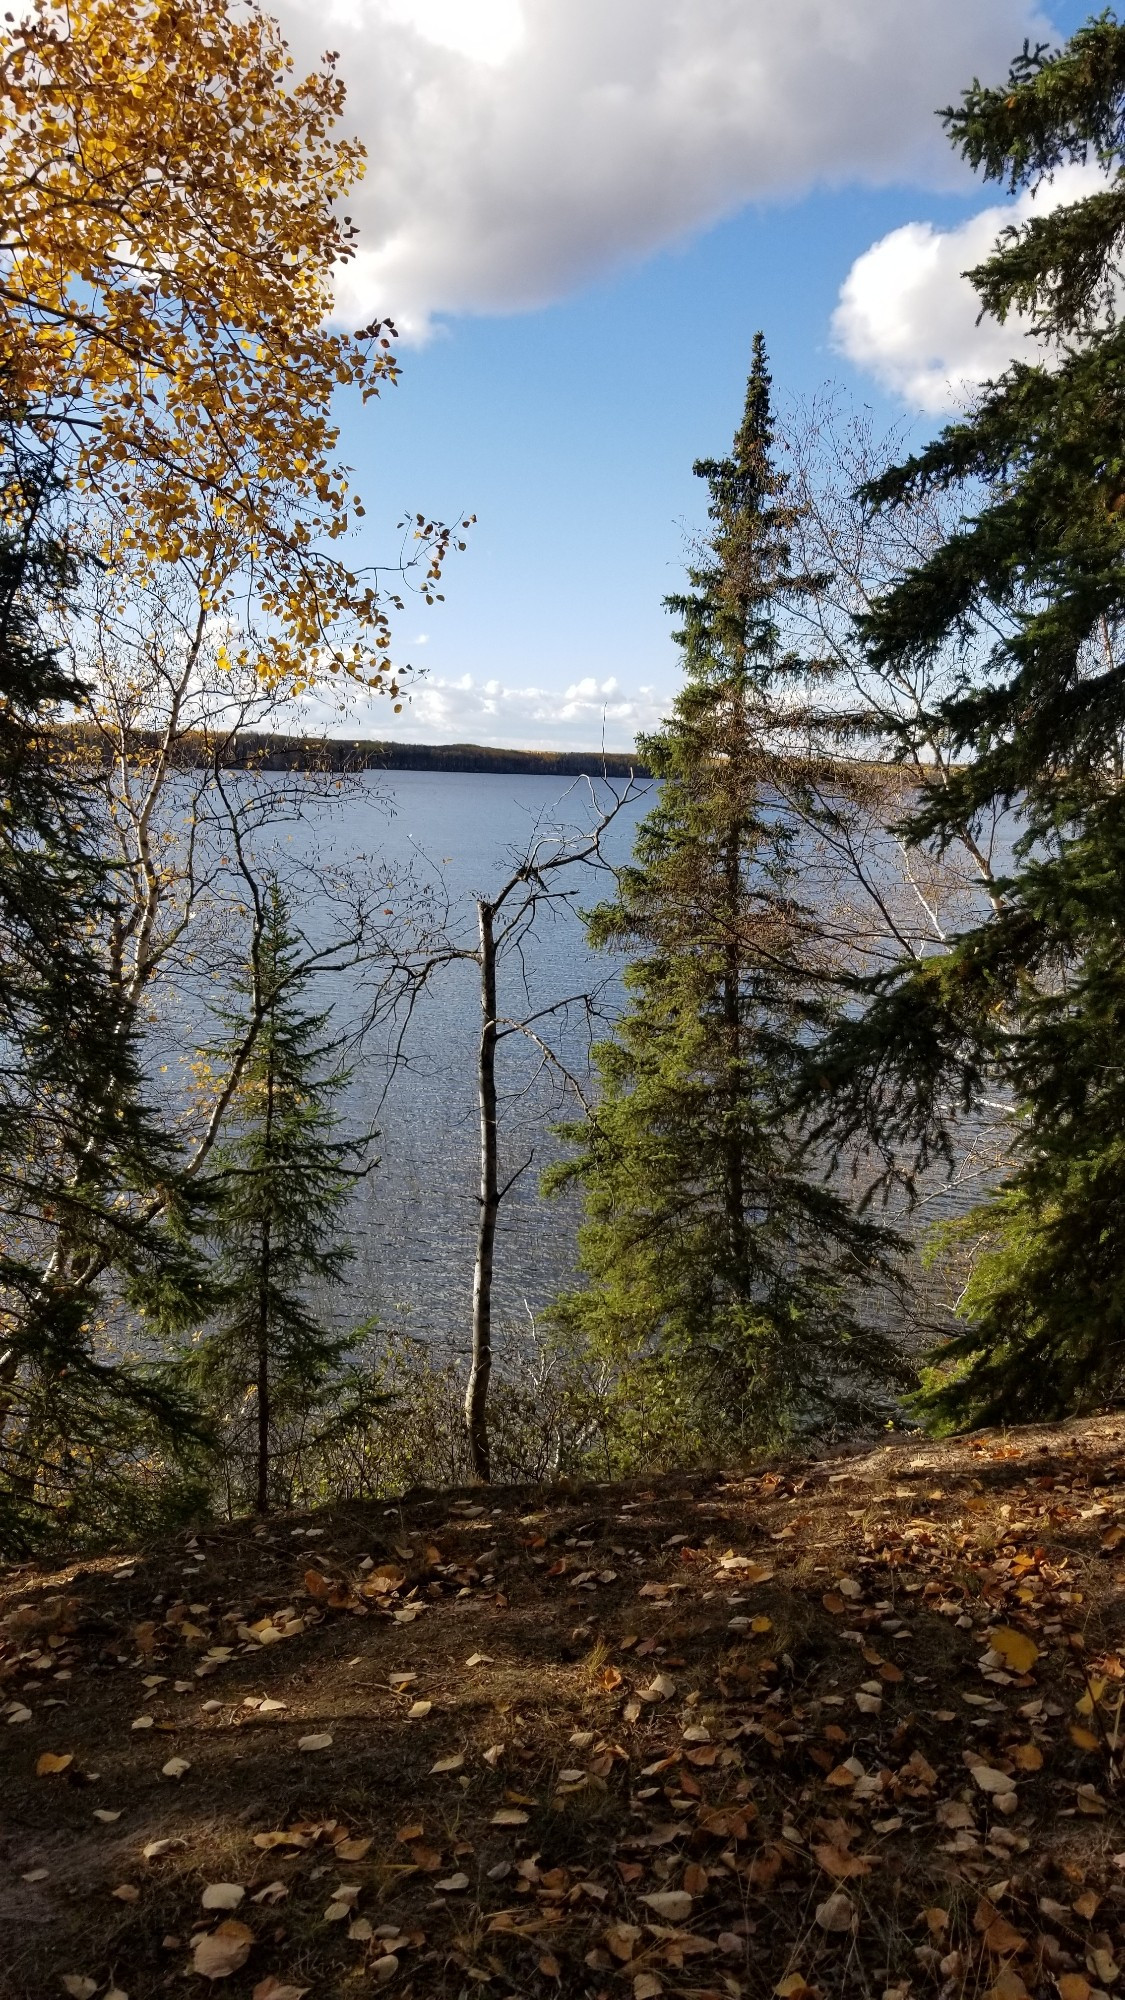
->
[334,1837,373,1862]
[252,1980,310,2000]
[192,1920,254,1981]
[815,1892,856,1933]
[605,1924,642,1963]
[36,1752,73,1776]
[984,1916,1028,1957]
[986,1974,1029,2000]
[814,1844,874,1881]
[639,1890,692,1922]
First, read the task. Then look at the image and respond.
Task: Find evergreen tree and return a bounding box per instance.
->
[550,339,903,1458]
[0,444,210,1548]
[190,884,375,1514]
[813,14,1125,1426]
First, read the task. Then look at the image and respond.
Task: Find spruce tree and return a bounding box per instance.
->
[550,339,903,1457]
[0,445,210,1547]
[814,15,1125,1426]
[190,884,374,1514]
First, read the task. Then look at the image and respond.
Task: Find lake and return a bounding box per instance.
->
[278,770,652,1355]
[181,765,1007,1363]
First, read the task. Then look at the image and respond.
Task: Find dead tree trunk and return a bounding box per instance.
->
[466,895,497,1481]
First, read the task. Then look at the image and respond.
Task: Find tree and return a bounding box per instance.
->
[812,15,1125,1425]
[0,449,211,1547]
[551,339,903,1460]
[0,0,459,686]
[188,882,375,1514]
[377,783,640,1482]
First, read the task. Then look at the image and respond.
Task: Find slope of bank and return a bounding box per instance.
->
[4,1416,1125,1999]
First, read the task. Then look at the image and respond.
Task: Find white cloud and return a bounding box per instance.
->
[291,671,667,751]
[833,163,1107,412]
[273,0,1055,338]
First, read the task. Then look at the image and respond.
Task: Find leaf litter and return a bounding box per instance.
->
[6,1414,1125,1996]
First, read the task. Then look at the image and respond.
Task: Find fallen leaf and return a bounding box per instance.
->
[814,1844,874,1881]
[718,1555,775,1583]
[252,1981,309,2000]
[434,1873,470,1892]
[491,1808,529,1827]
[372,1956,399,1984]
[162,1757,191,1780]
[111,1883,140,1903]
[297,1733,333,1753]
[1059,1978,1093,2000]
[36,1752,73,1776]
[991,1628,1040,1675]
[407,1701,432,1719]
[634,1977,663,2000]
[93,1810,123,1824]
[465,1653,493,1667]
[142,1838,185,1860]
[639,1674,676,1704]
[202,1883,246,1911]
[192,1920,254,1981]
[971,1765,1016,1796]
[430,1753,465,1774]
[251,1883,289,1906]
[334,1837,373,1862]
[639,1890,693,1922]
[816,1892,856,1933]
[1012,1743,1043,1771]
[61,1980,98,1999]
[986,1975,1029,2000]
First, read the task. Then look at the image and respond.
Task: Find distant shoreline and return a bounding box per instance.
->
[231,735,651,778]
[59,724,652,779]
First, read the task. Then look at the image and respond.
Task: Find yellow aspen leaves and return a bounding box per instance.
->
[0,0,453,686]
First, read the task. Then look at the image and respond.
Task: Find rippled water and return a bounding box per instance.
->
[182,767,1009,1359]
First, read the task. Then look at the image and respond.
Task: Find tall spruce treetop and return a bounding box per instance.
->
[816,15,1125,1425]
[551,338,902,1456]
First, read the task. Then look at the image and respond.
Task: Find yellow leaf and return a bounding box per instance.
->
[36,1752,73,1776]
[990,1627,1039,1674]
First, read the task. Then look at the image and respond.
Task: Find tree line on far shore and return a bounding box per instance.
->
[2,2,1125,1547]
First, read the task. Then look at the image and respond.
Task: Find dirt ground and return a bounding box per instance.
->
[4,1416,1125,2000]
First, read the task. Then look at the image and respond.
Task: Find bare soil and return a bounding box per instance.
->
[4,1417,1125,2000]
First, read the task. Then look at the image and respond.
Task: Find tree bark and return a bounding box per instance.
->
[466,896,497,1482]
[255,1047,275,1515]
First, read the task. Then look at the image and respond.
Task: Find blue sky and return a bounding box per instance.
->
[282,0,1094,749]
